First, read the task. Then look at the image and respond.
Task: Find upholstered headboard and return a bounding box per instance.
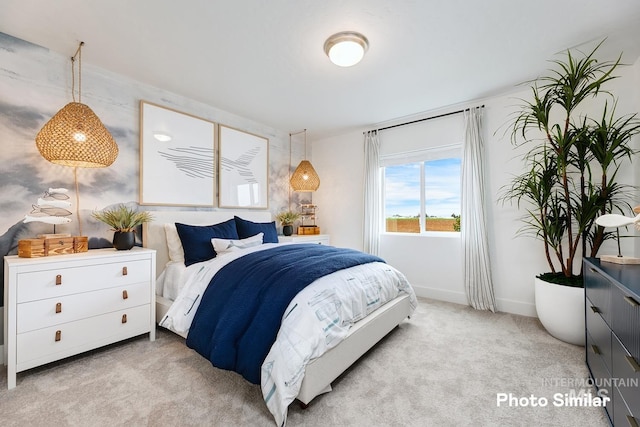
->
[143,210,273,278]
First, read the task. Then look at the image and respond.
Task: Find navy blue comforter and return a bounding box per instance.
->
[186,244,383,384]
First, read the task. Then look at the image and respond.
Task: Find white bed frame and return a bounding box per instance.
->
[143,210,412,405]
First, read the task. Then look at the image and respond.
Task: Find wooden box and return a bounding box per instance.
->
[298,226,320,235]
[73,236,89,253]
[44,237,75,256]
[18,239,46,258]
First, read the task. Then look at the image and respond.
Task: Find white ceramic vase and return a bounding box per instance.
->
[534,277,585,346]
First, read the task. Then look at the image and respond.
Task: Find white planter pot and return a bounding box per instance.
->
[534,277,585,346]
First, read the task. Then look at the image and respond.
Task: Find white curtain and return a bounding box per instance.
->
[462,107,496,312]
[363,130,381,255]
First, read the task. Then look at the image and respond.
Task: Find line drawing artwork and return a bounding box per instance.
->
[140,101,216,206]
[219,125,268,209]
[220,146,261,182]
[159,146,215,179]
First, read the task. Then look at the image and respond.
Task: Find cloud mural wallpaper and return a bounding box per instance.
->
[0,32,309,313]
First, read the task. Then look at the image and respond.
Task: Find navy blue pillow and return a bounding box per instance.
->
[234,216,279,243]
[175,219,239,266]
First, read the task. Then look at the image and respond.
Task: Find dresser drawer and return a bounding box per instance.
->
[613,385,639,427]
[612,334,640,415]
[17,259,151,303]
[586,297,612,373]
[16,304,151,371]
[584,263,612,326]
[587,330,612,388]
[16,281,151,333]
[611,285,640,362]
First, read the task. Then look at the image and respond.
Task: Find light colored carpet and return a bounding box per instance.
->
[0,298,608,426]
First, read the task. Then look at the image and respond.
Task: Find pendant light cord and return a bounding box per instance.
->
[71,41,85,235]
[70,41,84,103]
[289,129,307,207]
[75,167,83,236]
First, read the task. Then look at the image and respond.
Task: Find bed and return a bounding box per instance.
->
[143,210,416,426]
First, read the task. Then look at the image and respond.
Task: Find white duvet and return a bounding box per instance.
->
[158,243,417,426]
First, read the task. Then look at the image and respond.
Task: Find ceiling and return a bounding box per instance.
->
[2,0,640,140]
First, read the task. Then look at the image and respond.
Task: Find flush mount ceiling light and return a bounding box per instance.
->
[323,31,369,67]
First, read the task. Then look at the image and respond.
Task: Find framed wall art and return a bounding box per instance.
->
[139,101,216,206]
[218,125,269,209]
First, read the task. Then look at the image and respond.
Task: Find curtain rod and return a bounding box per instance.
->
[364,105,485,134]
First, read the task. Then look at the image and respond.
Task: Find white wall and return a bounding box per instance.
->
[313,57,640,317]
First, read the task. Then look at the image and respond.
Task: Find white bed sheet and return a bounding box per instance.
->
[262,260,416,426]
[158,244,417,426]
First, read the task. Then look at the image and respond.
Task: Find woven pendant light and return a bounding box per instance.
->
[36,101,118,167]
[290,129,320,191]
[34,41,119,236]
[36,42,118,168]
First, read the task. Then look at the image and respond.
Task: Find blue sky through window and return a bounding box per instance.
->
[385,158,461,218]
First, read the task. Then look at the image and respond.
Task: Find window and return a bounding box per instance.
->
[384,156,461,233]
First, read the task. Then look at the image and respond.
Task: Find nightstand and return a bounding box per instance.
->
[3,247,156,389]
[279,234,330,245]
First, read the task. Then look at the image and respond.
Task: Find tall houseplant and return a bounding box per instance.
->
[502,43,640,344]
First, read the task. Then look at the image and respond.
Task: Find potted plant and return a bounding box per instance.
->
[92,204,154,250]
[501,42,640,345]
[276,210,300,236]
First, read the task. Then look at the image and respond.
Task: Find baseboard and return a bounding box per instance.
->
[412,284,537,318]
[495,297,536,317]
[412,284,468,305]
[0,344,4,365]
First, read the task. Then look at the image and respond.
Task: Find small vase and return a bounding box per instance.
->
[282,225,293,236]
[113,231,135,250]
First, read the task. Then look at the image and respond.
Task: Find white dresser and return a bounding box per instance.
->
[3,247,156,389]
[279,234,330,245]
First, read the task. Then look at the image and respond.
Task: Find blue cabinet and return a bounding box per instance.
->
[584,258,640,426]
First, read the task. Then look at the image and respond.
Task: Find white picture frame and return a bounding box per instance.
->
[218,125,269,209]
[139,101,216,206]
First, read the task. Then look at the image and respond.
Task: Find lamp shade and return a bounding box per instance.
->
[36,102,119,168]
[290,160,320,191]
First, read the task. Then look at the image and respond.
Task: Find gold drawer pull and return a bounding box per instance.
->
[626,355,640,373]
[624,295,640,308]
[628,415,639,427]
[591,345,601,355]
[122,314,127,324]
[55,274,62,286]
[122,290,128,300]
[590,306,600,314]
[122,266,128,276]
[55,330,61,342]
[55,302,62,313]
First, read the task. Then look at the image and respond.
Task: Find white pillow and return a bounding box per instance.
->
[164,223,185,262]
[212,232,264,254]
